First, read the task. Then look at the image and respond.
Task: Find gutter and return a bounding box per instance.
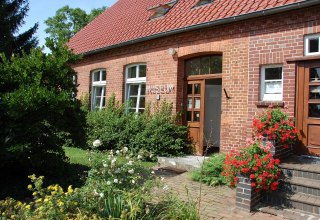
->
[82,0,320,56]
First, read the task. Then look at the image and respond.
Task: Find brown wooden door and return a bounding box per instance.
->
[187,80,205,155]
[297,62,320,155]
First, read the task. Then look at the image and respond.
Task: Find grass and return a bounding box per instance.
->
[64,147,156,168]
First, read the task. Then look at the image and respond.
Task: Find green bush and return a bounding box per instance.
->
[191,154,226,186]
[86,96,191,158]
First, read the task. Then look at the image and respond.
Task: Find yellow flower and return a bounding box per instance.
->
[58,201,64,206]
[17,201,22,206]
[27,184,32,190]
[25,205,31,210]
[51,191,56,195]
[67,185,73,194]
[36,198,42,203]
[32,192,37,196]
[73,202,78,206]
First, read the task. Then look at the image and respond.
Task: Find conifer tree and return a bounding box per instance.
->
[0,0,38,58]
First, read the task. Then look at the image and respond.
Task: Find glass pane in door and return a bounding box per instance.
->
[194,111,200,122]
[194,84,201,94]
[187,98,192,109]
[310,67,320,82]
[309,104,320,117]
[309,86,320,99]
[194,97,201,109]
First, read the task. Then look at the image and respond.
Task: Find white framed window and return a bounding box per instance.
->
[260,65,283,101]
[125,64,146,113]
[304,34,320,56]
[91,69,106,110]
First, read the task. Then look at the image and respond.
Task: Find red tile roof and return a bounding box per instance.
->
[68,0,308,54]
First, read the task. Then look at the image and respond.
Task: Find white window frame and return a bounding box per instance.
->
[91,69,106,110]
[304,34,320,56]
[125,64,146,113]
[260,65,283,101]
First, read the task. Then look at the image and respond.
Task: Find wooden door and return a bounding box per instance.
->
[186,80,205,155]
[297,62,320,155]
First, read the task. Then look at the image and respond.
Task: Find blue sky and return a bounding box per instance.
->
[20,0,117,49]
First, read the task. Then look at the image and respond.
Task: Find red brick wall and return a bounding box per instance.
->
[72,6,320,153]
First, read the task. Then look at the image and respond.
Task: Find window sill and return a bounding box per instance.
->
[256,101,285,108]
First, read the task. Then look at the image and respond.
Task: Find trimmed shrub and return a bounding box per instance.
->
[86,96,191,158]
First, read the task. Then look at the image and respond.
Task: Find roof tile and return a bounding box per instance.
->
[68,0,306,54]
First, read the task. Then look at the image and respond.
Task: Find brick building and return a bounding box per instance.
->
[69,0,320,155]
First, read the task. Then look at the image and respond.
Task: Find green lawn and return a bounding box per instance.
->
[64,147,156,168]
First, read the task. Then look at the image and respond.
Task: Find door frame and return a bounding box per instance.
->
[185,74,222,155]
[296,61,320,155]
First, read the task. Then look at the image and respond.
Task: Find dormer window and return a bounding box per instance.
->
[148,0,177,20]
[195,0,213,7]
[305,34,320,56]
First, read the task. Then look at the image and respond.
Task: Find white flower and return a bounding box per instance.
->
[123,147,128,152]
[99,193,104,198]
[126,156,130,159]
[107,181,111,185]
[149,154,153,158]
[116,150,120,154]
[131,180,135,184]
[114,179,118,183]
[93,140,102,147]
[111,158,117,164]
[93,189,99,196]
[137,155,142,160]
[128,169,134,174]
[163,185,169,191]
[127,160,134,165]
[151,171,155,174]
[161,177,165,181]
[103,163,107,168]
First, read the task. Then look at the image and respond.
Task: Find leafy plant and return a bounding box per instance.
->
[253,107,297,148]
[86,96,191,158]
[191,154,226,186]
[222,141,281,192]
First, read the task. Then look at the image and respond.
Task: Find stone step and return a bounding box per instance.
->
[157,156,208,171]
[280,176,320,197]
[258,205,320,220]
[262,191,320,215]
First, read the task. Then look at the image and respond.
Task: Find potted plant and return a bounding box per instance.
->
[252,107,297,149]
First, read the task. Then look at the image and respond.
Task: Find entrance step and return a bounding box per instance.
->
[260,155,320,217]
[258,205,320,220]
[157,156,208,171]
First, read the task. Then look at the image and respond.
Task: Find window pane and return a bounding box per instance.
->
[194,84,201,94]
[187,84,193,94]
[194,97,201,109]
[265,67,282,80]
[265,81,282,94]
[129,84,139,96]
[309,104,320,118]
[138,109,144,113]
[310,86,320,99]
[129,97,137,108]
[309,38,319,53]
[101,70,106,81]
[93,72,99,81]
[139,65,146,77]
[200,57,210,75]
[188,58,200,76]
[101,97,106,108]
[310,67,320,82]
[140,84,146,95]
[187,111,192,122]
[210,56,222,74]
[194,111,200,122]
[95,87,103,96]
[94,97,101,108]
[187,98,192,109]
[139,97,145,108]
[128,66,137,78]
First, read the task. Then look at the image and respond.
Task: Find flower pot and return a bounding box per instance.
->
[235,174,261,212]
[262,135,292,159]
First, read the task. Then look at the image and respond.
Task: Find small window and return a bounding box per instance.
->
[91,69,106,110]
[125,64,146,113]
[148,0,177,20]
[260,65,283,101]
[304,34,320,56]
[195,0,213,7]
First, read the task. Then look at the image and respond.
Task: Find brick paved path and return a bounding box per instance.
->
[154,170,284,220]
